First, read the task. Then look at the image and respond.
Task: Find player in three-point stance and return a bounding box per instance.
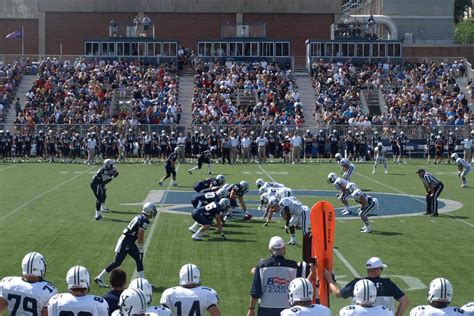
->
[335,153,355,181]
[94,203,157,287]
[193,174,225,193]
[346,183,379,233]
[328,172,351,215]
[91,159,119,220]
[190,198,230,241]
[451,153,471,188]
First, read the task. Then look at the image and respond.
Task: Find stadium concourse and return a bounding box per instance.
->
[0,60,473,316]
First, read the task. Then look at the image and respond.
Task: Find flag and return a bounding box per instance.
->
[5,29,23,39]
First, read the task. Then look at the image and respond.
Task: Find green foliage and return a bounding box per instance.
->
[455,18,474,43]
[454,0,472,23]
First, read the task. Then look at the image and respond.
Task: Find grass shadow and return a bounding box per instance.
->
[102,217,130,223]
[371,230,403,236]
[110,210,137,215]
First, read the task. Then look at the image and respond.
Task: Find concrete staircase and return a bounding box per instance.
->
[4,74,36,128]
[177,74,194,125]
[364,89,382,116]
[293,71,319,128]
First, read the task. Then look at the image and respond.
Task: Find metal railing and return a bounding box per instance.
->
[2,124,472,140]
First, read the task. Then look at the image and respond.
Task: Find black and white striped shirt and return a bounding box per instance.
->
[422,173,441,190]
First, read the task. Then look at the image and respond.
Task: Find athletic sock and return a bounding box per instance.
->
[97,269,107,280]
[207,164,211,173]
[138,271,144,278]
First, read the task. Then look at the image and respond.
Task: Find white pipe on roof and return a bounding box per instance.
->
[347,15,398,40]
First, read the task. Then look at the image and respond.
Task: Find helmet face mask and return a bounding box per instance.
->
[142,202,157,218]
[256,178,265,188]
[451,153,458,160]
[219,198,230,209]
[240,181,249,192]
[216,174,225,184]
[104,159,114,169]
[335,153,342,162]
[327,173,337,184]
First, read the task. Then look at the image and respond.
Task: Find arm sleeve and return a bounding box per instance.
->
[389,279,405,300]
[339,278,359,299]
[99,300,109,316]
[206,289,219,309]
[250,267,263,299]
[160,290,171,309]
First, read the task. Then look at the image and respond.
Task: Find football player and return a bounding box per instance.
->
[398,131,408,164]
[410,278,464,316]
[190,198,229,241]
[48,266,108,316]
[91,159,119,220]
[111,288,149,316]
[281,278,331,316]
[347,183,379,233]
[94,203,157,287]
[451,153,471,188]
[225,181,252,220]
[159,147,179,187]
[191,188,227,209]
[390,130,400,164]
[160,264,221,316]
[188,146,216,175]
[373,142,388,174]
[256,178,285,190]
[0,252,57,315]
[193,174,225,193]
[335,153,356,181]
[328,172,351,215]
[339,279,393,316]
[329,129,339,162]
[259,187,293,211]
[461,302,474,315]
[128,278,171,315]
[426,133,436,164]
[267,196,311,256]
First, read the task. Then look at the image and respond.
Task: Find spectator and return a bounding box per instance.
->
[102,268,127,315]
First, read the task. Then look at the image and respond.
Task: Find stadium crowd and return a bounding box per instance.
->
[13,58,179,128]
[0,60,24,122]
[191,61,304,126]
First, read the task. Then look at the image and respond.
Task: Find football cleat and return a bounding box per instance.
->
[191,235,203,241]
[172,181,178,186]
[287,240,297,245]
[188,170,192,174]
[361,227,372,233]
[100,204,109,212]
[341,209,351,215]
[94,214,103,221]
[158,181,163,186]
[94,277,109,288]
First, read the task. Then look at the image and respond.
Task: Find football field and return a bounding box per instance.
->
[0,160,473,315]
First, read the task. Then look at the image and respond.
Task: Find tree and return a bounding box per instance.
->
[454,18,474,43]
[454,0,472,23]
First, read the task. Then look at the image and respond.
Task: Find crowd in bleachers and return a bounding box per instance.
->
[191,61,304,126]
[311,60,472,130]
[0,60,24,122]
[13,58,179,129]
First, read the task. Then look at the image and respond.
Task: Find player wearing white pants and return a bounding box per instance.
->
[328,173,351,215]
[339,279,393,316]
[336,153,355,181]
[347,183,379,233]
[373,143,388,175]
[451,153,471,188]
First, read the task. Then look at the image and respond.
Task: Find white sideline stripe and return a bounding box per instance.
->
[132,166,179,279]
[0,165,16,172]
[0,166,95,222]
[355,172,472,228]
[257,165,277,182]
[333,248,361,278]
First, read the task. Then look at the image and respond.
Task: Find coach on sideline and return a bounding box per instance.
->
[324,257,409,316]
[247,236,299,316]
[416,169,444,217]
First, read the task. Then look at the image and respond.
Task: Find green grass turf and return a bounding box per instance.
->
[0,159,473,315]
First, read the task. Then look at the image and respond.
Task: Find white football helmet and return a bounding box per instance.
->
[288,278,314,306]
[129,278,153,304]
[219,198,230,209]
[240,181,249,192]
[174,146,180,153]
[210,146,217,151]
[21,252,46,277]
[118,288,147,315]
[428,278,453,303]
[268,196,279,207]
[104,159,114,168]
[260,193,269,205]
[335,153,342,162]
[256,178,265,188]
[216,174,225,184]
[451,153,458,160]
[66,266,90,290]
[353,279,377,305]
[258,187,267,195]
[179,263,200,286]
[377,142,383,147]
[277,188,293,200]
[346,182,357,194]
[327,172,338,184]
[216,188,228,198]
[142,202,157,218]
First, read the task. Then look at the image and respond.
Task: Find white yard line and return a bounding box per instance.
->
[355,172,472,228]
[0,166,95,222]
[0,165,16,172]
[333,249,361,278]
[257,164,277,182]
[132,166,179,279]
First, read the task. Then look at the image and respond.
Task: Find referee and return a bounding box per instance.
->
[416,169,444,217]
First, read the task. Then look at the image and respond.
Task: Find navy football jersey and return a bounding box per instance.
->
[123,215,150,241]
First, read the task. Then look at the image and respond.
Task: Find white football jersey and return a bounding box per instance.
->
[340,158,352,168]
[0,276,58,316]
[146,305,172,315]
[456,158,471,169]
[410,305,466,316]
[47,293,109,316]
[160,286,219,316]
[351,189,368,204]
[375,146,386,160]
[334,178,348,191]
[281,304,332,315]
[462,302,474,314]
[262,182,285,191]
[340,304,393,316]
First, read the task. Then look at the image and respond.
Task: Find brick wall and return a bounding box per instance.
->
[0,19,38,55]
[404,46,474,63]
